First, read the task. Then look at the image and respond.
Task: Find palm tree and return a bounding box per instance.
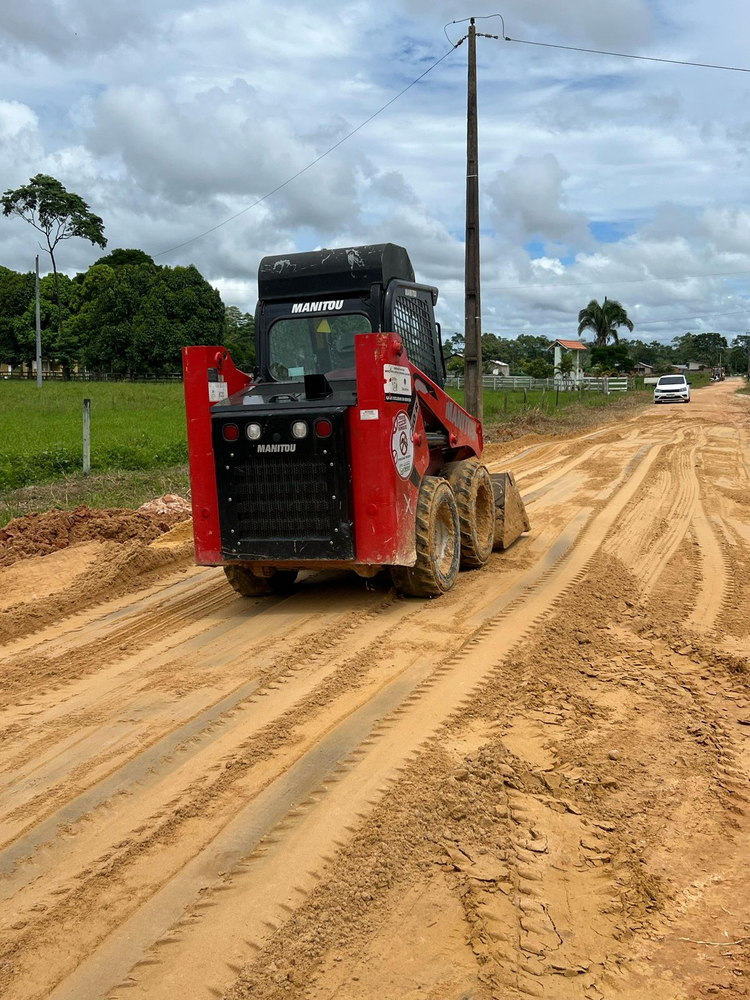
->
[577,297,634,345]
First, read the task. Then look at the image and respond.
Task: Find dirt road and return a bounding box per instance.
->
[1,381,749,1000]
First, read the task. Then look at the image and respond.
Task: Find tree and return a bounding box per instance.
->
[588,344,631,373]
[13,273,74,372]
[442,332,465,359]
[523,358,554,378]
[1,174,107,360]
[95,248,154,269]
[224,306,256,370]
[0,266,34,368]
[672,331,727,366]
[554,352,574,381]
[69,260,224,375]
[730,334,750,376]
[577,297,634,345]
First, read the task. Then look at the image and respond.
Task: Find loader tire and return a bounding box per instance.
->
[224,565,298,597]
[441,458,495,568]
[391,477,460,597]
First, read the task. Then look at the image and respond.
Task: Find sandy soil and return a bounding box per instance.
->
[0,381,749,1000]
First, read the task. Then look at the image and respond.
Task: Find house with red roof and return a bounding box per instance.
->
[551,338,587,385]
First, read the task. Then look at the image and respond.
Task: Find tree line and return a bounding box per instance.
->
[0,254,256,377]
[0,174,254,377]
[443,296,750,377]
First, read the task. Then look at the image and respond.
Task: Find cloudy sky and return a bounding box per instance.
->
[2,0,750,343]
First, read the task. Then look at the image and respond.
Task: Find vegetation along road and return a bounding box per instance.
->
[0,380,748,999]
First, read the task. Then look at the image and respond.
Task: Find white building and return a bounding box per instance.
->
[488,360,510,377]
[551,339,587,385]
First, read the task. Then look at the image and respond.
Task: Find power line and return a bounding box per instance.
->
[493,32,750,75]
[153,43,462,258]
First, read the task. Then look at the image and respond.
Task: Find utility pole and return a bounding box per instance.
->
[464,17,482,422]
[35,255,42,389]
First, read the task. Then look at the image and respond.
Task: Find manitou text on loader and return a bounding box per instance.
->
[183,243,529,598]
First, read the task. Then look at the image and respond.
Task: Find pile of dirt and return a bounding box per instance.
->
[0,498,191,570]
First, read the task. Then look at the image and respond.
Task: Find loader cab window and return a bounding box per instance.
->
[268,313,372,382]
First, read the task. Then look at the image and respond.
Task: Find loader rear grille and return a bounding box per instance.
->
[232,456,332,539]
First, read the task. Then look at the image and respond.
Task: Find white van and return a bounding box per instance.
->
[654,374,690,404]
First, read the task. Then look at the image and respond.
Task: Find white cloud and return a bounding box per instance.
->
[0,0,748,344]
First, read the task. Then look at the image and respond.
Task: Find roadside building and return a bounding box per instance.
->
[633,362,654,376]
[671,361,707,373]
[488,360,510,377]
[551,338,587,386]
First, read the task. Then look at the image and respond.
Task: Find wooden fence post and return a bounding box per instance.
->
[83,398,91,475]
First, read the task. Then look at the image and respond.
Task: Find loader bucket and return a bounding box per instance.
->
[490,471,530,550]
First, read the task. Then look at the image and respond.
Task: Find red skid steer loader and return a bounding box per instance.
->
[183,244,529,597]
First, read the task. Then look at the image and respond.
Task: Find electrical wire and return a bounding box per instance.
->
[496,33,750,75]
[153,42,463,258]
[446,13,750,74]
[444,14,505,47]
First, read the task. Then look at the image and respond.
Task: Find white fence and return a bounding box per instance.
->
[445,375,630,393]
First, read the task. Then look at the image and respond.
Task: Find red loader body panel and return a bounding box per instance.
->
[182,345,251,565]
[350,332,482,566]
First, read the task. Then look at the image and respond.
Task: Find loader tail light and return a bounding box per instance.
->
[222,423,239,441]
[314,418,332,438]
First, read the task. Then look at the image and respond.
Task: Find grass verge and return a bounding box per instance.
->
[480,389,651,442]
[0,381,187,491]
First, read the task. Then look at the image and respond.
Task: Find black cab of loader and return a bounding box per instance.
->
[253,243,446,391]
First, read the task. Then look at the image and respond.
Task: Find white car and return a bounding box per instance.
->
[654,374,690,404]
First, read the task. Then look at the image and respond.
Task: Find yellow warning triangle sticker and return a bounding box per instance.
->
[316,319,331,334]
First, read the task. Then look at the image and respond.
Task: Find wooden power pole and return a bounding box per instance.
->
[34,255,43,389]
[464,17,482,422]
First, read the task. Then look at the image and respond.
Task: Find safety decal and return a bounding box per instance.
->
[360,408,379,420]
[391,410,414,480]
[383,363,412,402]
[208,381,228,402]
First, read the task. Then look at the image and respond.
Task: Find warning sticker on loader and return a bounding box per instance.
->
[391,410,414,480]
[383,364,411,402]
[208,381,228,402]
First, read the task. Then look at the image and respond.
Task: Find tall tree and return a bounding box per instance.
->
[577,297,634,345]
[672,331,727,366]
[10,273,75,373]
[0,266,35,368]
[731,334,750,376]
[1,174,107,360]
[224,306,256,370]
[69,260,224,375]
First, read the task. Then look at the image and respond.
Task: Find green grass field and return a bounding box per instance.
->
[0,382,188,493]
[446,384,629,422]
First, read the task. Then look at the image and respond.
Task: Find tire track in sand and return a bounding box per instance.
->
[34,437,664,1000]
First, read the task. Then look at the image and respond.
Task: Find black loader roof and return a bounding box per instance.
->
[258,243,415,301]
